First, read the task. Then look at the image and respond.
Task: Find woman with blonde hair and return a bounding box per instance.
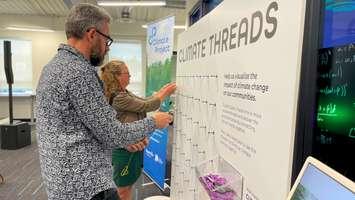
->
[100,60,176,200]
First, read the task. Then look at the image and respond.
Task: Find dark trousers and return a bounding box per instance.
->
[91,188,120,200]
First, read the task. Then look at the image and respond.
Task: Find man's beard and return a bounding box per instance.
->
[90,54,102,66]
[90,45,104,66]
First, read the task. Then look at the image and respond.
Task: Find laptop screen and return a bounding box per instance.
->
[290,163,354,200]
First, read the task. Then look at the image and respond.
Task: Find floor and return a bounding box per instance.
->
[0,126,172,200]
[0,129,47,200]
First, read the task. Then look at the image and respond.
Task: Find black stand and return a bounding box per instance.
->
[8,83,13,124]
[0,83,31,150]
[0,40,31,150]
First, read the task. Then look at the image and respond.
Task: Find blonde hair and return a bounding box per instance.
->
[100,60,126,99]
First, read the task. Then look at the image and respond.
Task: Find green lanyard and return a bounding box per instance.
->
[119,153,134,177]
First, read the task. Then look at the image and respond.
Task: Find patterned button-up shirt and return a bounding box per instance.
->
[36,44,156,200]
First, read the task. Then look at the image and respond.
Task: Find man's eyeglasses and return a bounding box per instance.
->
[95,29,113,47]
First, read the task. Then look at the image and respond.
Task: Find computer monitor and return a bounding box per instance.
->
[287,157,355,200]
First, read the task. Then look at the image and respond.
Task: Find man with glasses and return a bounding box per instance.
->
[36,3,173,200]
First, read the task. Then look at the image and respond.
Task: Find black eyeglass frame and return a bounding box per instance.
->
[88,28,113,47]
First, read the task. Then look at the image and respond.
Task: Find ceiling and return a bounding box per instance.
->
[0,0,187,24]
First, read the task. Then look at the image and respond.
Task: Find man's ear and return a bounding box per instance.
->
[86,28,96,42]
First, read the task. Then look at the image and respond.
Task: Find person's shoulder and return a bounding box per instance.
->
[56,45,91,71]
[48,50,79,70]
[114,91,129,98]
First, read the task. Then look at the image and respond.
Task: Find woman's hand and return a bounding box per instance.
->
[126,137,149,152]
[155,83,177,101]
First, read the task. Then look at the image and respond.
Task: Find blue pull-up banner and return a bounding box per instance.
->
[143,128,169,190]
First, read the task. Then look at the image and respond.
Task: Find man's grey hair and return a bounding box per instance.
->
[65,3,112,39]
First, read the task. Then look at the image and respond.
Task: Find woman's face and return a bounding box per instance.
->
[117,65,130,90]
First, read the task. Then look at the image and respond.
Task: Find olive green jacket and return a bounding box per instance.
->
[111,90,161,123]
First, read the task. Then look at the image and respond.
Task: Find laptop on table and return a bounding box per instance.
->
[287,156,355,200]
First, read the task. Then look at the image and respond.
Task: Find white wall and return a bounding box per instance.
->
[0,15,66,119]
[0,14,185,119]
[0,29,65,119]
[0,30,66,90]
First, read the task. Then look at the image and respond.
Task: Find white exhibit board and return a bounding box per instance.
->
[171,0,307,200]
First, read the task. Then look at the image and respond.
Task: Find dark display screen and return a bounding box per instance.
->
[315,44,355,180]
[317,45,355,139]
[322,1,355,48]
[313,0,355,181]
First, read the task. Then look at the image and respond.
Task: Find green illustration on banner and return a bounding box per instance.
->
[146,59,172,111]
[145,16,175,112]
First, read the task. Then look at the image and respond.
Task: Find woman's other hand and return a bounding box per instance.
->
[126,137,149,152]
[155,83,177,101]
